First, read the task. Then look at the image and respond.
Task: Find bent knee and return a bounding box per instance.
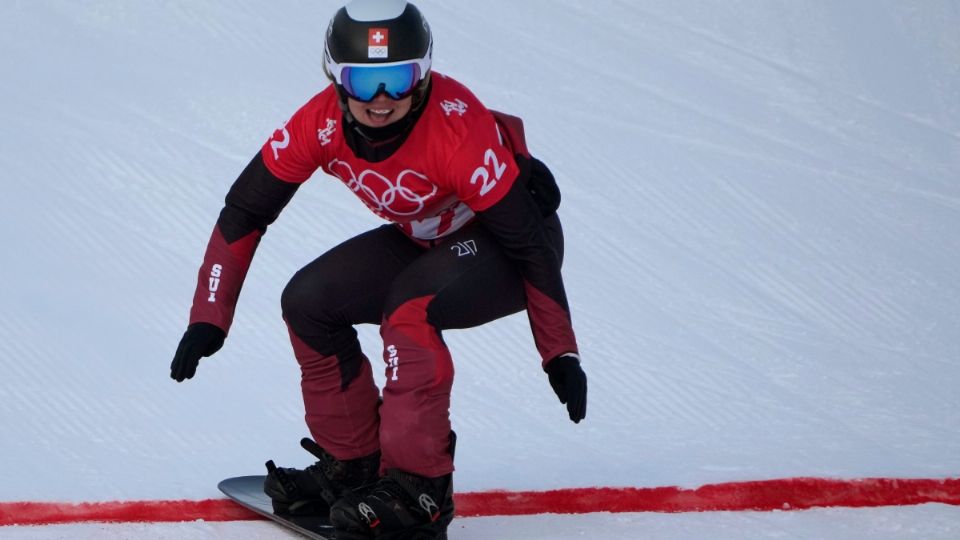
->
[280,270,313,321]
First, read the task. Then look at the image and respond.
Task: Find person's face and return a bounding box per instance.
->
[347,94,413,128]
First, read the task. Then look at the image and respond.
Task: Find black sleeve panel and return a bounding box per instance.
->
[217,153,301,243]
[476,176,578,361]
[522,155,562,218]
[476,177,568,308]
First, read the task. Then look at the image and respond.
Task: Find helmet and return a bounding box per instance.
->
[323,0,433,103]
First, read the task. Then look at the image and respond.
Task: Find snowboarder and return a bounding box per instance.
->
[170,0,587,537]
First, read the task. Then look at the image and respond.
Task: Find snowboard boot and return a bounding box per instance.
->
[329,468,454,540]
[263,437,380,516]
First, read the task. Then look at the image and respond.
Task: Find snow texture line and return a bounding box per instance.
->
[2,477,958,526]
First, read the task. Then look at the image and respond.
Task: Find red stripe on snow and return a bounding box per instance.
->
[2,477,958,526]
[0,499,258,526]
[454,477,960,516]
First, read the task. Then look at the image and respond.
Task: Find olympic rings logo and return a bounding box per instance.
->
[327,160,437,216]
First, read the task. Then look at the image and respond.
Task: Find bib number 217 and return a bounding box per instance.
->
[470,149,507,197]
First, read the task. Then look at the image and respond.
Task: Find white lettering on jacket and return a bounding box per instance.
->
[207,264,222,303]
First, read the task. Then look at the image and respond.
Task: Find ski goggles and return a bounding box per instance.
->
[326,57,431,102]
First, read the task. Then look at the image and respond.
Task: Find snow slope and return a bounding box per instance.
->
[6,504,960,540]
[1,0,959,537]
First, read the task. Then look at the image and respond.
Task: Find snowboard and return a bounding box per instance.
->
[218,475,335,540]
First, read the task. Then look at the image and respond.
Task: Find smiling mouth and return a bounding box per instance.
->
[367,108,394,122]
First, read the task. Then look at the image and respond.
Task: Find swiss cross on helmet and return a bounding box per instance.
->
[324,0,433,103]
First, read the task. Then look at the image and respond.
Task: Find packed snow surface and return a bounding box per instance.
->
[1,0,958,538]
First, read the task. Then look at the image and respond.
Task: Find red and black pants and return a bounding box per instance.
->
[281,215,563,478]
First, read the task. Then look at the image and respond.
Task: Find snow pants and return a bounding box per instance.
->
[280,215,563,478]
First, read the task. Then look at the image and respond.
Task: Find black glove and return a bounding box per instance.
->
[170,322,226,382]
[544,354,587,423]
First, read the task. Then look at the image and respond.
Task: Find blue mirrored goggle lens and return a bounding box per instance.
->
[341,63,421,102]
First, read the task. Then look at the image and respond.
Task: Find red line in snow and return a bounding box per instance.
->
[0,498,257,526]
[455,477,960,516]
[1,477,958,526]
